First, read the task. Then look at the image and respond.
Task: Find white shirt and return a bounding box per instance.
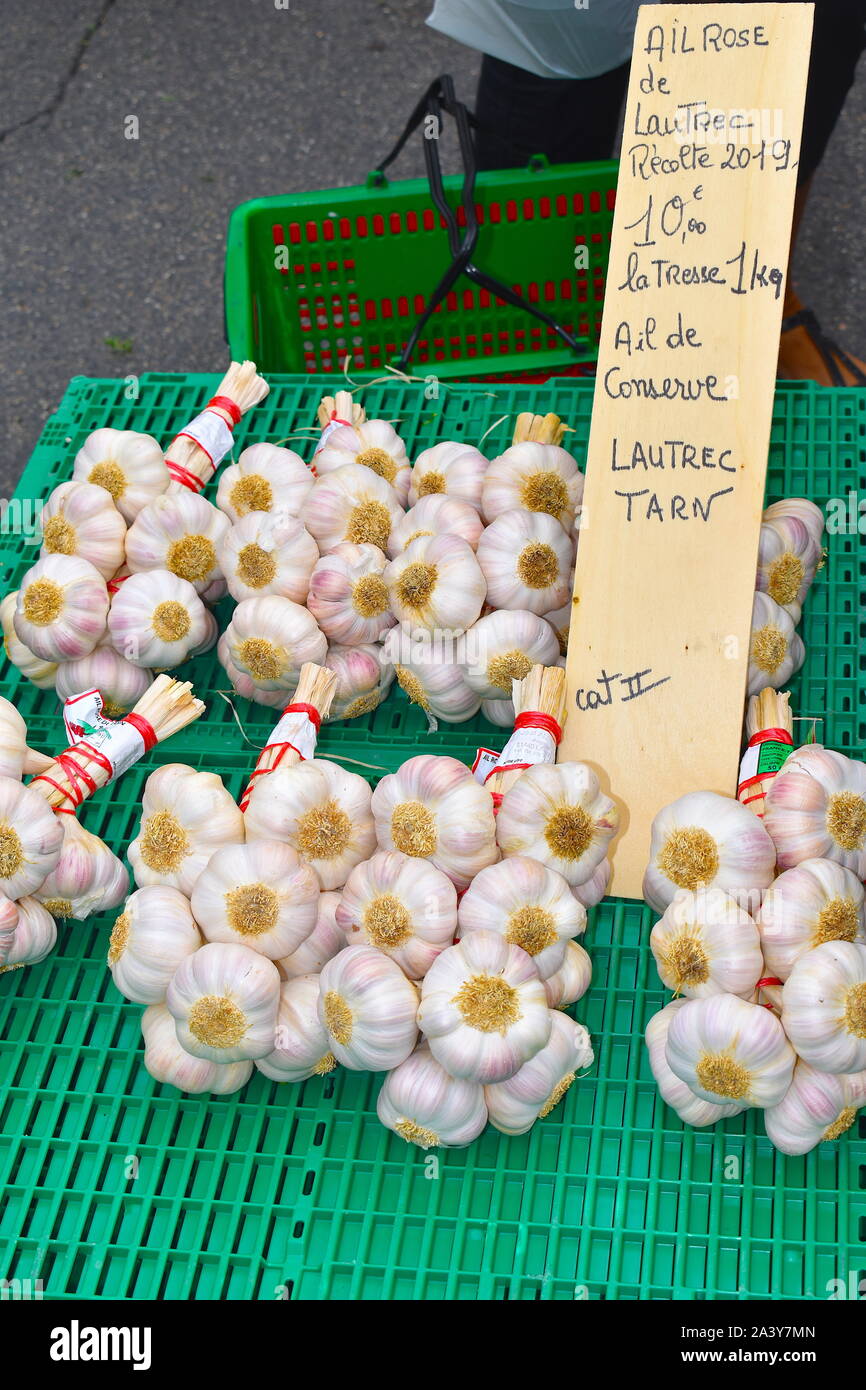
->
[427,0,643,80]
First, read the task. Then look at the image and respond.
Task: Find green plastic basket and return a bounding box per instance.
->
[1,373,865,1302]
[224,160,618,382]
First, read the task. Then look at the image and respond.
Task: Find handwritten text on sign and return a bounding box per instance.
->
[562,4,814,898]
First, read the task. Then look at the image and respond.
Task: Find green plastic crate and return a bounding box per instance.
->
[1,373,865,1302]
[224,160,617,381]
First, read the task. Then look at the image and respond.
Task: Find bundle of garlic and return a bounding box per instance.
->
[163,360,269,496]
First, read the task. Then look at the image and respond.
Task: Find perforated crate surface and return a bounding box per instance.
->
[1,374,865,1302]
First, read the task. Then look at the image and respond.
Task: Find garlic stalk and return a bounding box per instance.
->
[278,891,346,979]
[384,533,486,636]
[457,856,585,980]
[304,462,404,555]
[646,1000,746,1126]
[665,993,795,1108]
[317,943,420,1071]
[72,427,169,523]
[337,849,458,980]
[0,696,52,780]
[166,941,282,1063]
[55,641,154,715]
[238,662,337,808]
[483,663,568,807]
[757,858,866,980]
[737,687,794,818]
[0,897,57,974]
[643,790,776,914]
[764,745,866,876]
[542,939,592,1008]
[747,592,805,695]
[216,442,314,523]
[763,1059,866,1156]
[125,491,229,596]
[163,360,269,495]
[141,1004,253,1094]
[1,592,58,689]
[377,1042,488,1149]
[371,754,498,889]
[477,509,573,615]
[387,494,484,557]
[385,629,480,724]
[418,929,551,1084]
[0,775,63,899]
[324,642,394,721]
[313,418,411,505]
[107,570,210,670]
[461,609,560,701]
[15,554,109,662]
[307,543,396,646]
[782,940,866,1073]
[756,510,823,622]
[484,1012,593,1135]
[40,480,127,579]
[496,762,618,889]
[108,886,202,1004]
[244,757,376,890]
[190,840,320,960]
[34,816,127,921]
[408,441,487,511]
[256,975,337,1083]
[650,887,764,999]
[129,763,245,897]
[219,595,327,704]
[218,511,319,604]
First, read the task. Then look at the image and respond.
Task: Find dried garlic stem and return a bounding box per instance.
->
[239,662,338,809]
[486,663,568,804]
[317,389,365,430]
[165,360,269,493]
[512,412,569,447]
[738,687,794,819]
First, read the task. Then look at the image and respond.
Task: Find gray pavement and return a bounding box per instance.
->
[1,0,864,495]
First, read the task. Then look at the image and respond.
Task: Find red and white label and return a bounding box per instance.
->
[62,689,146,780]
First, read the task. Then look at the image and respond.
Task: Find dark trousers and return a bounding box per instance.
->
[474,1,866,185]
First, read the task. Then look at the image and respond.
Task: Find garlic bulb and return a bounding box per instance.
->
[314,419,411,505]
[14,555,108,662]
[0,776,63,899]
[107,570,210,671]
[782,940,866,1073]
[756,513,823,622]
[190,840,319,960]
[55,640,153,714]
[337,849,458,979]
[377,1042,487,1148]
[477,510,573,615]
[166,941,281,1063]
[757,858,866,980]
[72,427,168,523]
[572,858,611,910]
[408,441,487,511]
[371,754,498,889]
[35,816,127,921]
[0,697,47,781]
[386,630,481,724]
[141,1004,253,1094]
[216,636,285,708]
[763,1060,866,1155]
[256,974,337,1082]
[763,497,825,551]
[219,596,327,703]
[317,943,419,1071]
[665,993,795,1108]
[461,609,560,700]
[482,441,584,530]
[764,745,866,876]
[387,494,484,557]
[278,891,346,979]
[384,534,486,636]
[418,929,551,1084]
[543,601,571,656]
[307,543,396,646]
[497,762,619,889]
[125,491,229,595]
[747,591,805,695]
[324,642,394,721]
[0,897,57,974]
[304,463,404,555]
[108,886,201,1003]
[457,856,585,981]
[218,511,319,604]
[542,939,592,1008]
[485,1012,593,1135]
[0,894,18,966]
[646,1000,745,1126]
[216,442,314,523]
[40,480,127,580]
[244,757,376,890]
[1,592,57,688]
[129,763,245,896]
[643,790,776,914]
[480,698,516,728]
[650,888,763,999]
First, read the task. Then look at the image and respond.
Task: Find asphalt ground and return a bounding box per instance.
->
[0,0,863,494]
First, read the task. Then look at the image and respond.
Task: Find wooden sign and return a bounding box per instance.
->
[562,3,814,898]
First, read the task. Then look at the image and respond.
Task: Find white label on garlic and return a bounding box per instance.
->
[263,708,318,762]
[173,409,235,470]
[471,747,500,782]
[489,726,556,777]
[62,689,145,781]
